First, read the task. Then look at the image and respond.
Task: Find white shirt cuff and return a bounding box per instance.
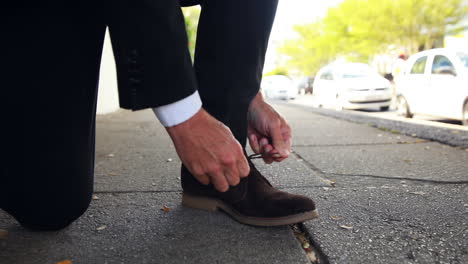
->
[152,91,202,127]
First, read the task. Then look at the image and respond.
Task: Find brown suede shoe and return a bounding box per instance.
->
[181,158,318,226]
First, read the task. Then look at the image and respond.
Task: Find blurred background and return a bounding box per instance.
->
[97,0,468,127]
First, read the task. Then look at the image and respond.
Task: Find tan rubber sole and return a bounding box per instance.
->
[182,192,319,227]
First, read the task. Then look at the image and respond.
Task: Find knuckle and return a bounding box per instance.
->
[190,165,204,177]
[208,164,222,175]
[221,155,235,165]
[235,143,245,155]
[231,179,240,187]
[240,166,250,177]
[199,177,210,185]
[217,182,229,192]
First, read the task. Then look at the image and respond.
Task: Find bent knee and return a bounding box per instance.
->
[12,195,92,231]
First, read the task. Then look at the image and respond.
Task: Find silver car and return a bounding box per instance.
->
[313,63,392,111]
[261,75,297,100]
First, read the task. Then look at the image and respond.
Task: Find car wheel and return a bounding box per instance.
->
[396,96,413,118]
[380,106,390,111]
[463,101,468,126]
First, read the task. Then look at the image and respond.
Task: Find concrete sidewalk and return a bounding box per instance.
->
[1,103,467,264]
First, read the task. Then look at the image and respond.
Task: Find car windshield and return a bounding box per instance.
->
[338,67,376,79]
[265,76,291,84]
[457,52,468,68]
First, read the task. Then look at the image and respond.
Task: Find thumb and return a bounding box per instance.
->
[270,122,289,157]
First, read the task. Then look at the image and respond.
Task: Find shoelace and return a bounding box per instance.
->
[247,153,282,160]
[247,153,263,160]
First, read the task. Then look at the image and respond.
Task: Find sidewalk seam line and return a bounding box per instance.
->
[327,173,468,185]
[292,141,430,148]
[94,190,181,194]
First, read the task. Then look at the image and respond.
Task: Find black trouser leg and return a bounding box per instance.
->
[181,0,278,178]
[1,10,106,230]
[194,0,278,146]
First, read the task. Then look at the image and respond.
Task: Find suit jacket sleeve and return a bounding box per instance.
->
[108,0,197,110]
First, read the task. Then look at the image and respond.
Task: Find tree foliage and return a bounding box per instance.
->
[279,0,468,76]
[264,67,290,77]
[182,6,201,60]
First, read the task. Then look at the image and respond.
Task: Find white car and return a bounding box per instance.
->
[395,48,468,125]
[261,75,296,100]
[313,63,392,110]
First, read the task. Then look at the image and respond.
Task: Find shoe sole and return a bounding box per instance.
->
[182,192,319,227]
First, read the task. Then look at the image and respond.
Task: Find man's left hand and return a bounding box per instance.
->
[247,93,292,164]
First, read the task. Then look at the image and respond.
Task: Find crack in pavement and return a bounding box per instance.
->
[292,140,429,148]
[292,151,468,185]
[326,173,468,185]
[94,190,181,194]
[290,223,330,264]
[292,151,323,174]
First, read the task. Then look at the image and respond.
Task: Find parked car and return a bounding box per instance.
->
[312,63,392,110]
[261,75,296,100]
[394,48,468,125]
[296,76,314,95]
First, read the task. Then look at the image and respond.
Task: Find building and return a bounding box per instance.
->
[444,0,468,49]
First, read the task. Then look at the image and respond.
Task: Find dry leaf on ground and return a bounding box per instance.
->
[56,260,72,264]
[306,251,317,262]
[96,225,107,231]
[340,225,353,230]
[409,191,426,195]
[324,179,336,187]
[161,206,170,212]
[330,216,343,221]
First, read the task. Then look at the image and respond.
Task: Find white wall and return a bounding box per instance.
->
[97,29,120,115]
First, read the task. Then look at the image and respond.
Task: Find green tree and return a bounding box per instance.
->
[264,67,290,77]
[279,0,468,76]
[181,6,201,60]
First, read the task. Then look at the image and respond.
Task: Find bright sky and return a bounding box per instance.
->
[264,0,343,73]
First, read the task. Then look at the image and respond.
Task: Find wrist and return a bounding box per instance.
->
[249,92,265,112]
[166,108,206,138]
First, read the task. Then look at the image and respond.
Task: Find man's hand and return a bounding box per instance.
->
[247,93,292,164]
[166,108,250,192]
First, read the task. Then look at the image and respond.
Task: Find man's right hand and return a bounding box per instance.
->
[166,108,250,192]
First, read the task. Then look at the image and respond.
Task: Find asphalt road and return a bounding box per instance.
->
[287,94,468,148]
